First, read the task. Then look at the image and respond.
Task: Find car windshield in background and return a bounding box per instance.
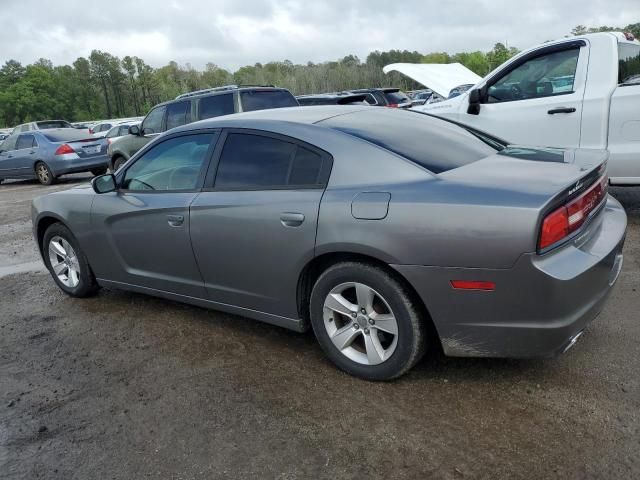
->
[619,43,640,85]
[240,90,299,112]
[384,91,410,104]
[320,108,500,173]
[42,129,95,142]
[36,121,72,129]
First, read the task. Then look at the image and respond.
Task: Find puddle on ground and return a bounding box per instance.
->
[0,260,46,278]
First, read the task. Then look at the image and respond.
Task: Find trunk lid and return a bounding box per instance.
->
[65,137,107,158]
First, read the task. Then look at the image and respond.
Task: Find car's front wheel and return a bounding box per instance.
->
[35,161,56,185]
[310,262,427,380]
[42,223,98,297]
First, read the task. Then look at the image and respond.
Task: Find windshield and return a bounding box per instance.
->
[240,90,299,112]
[619,43,640,85]
[42,129,95,142]
[320,108,504,174]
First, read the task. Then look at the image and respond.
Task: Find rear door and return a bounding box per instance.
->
[88,131,218,296]
[463,41,588,147]
[190,129,332,318]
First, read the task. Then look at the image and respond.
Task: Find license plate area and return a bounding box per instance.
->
[82,145,101,155]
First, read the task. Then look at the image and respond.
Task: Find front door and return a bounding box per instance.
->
[87,131,218,297]
[462,42,588,147]
[190,130,332,318]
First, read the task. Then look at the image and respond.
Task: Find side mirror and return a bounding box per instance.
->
[467,88,482,115]
[128,125,140,136]
[91,173,117,194]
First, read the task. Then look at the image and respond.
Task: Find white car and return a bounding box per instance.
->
[104,121,140,143]
[389,32,640,185]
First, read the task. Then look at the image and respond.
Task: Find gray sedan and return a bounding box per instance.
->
[31,106,626,380]
[0,129,109,185]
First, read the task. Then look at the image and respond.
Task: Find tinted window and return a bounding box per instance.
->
[240,90,298,112]
[383,91,410,104]
[198,94,234,120]
[215,133,324,188]
[166,101,192,130]
[1,135,18,151]
[619,43,640,85]
[16,134,35,150]
[488,48,580,102]
[43,129,93,142]
[142,106,166,134]
[122,133,215,191]
[36,121,72,129]
[321,108,498,174]
[119,125,130,136]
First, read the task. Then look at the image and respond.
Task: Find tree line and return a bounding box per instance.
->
[0,22,637,128]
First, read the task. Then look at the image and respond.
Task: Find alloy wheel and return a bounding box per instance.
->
[36,164,49,184]
[48,235,80,288]
[322,282,399,365]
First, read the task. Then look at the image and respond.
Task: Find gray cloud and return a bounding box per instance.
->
[0,0,638,70]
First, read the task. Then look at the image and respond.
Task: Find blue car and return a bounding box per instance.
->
[0,129,109,185]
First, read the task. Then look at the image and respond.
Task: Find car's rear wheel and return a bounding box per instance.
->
[112,156,126,172]
[310,262,427,380]
[42,223,98,297]
[35,162,56,185]
[91,167,108,176]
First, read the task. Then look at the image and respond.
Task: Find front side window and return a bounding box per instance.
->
[487,48,580,103]
[1,135,18,151]
[142,106,166,135]
[166,101,192,130]
[122,133,215,191]
[16,134,35,150]
[215,133,325,189]
[198,94,235,120]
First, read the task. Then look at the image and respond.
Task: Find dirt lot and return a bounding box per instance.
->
[1,175,639,479]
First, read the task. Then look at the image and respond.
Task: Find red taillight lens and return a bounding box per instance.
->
[539,175,608,251]
[89,128,94,134]
[386,103,398,108]
[54,144,75,155]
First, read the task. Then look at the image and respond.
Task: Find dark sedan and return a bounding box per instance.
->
[0,129,109,185]
[31,106,626,379]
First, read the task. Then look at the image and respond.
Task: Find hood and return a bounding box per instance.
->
[383,63,481,98]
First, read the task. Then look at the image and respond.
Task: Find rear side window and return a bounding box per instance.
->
[619,43,640,85]
[321,108,499,174]
[166,101,192,130]
[16,135,36,149]
[198,94,235,120]
[215,133,325,189]
[240,90,298,112]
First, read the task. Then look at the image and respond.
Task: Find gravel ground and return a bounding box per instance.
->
[1,175,639,479]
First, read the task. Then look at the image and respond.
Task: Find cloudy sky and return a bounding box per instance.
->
[0,0,638,71]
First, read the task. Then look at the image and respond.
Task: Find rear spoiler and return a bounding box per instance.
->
[336,94,368,105]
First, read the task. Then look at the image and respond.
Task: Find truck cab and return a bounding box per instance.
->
[414,32,640,185]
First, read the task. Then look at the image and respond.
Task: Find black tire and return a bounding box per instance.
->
[35,161,56,185]
[91,167,108,176]
[42,223,99,297]
[112,156,126,172]
[310,262,427,381]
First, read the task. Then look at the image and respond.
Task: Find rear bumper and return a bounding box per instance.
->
[393,195,627,358]
[50,154,109,176]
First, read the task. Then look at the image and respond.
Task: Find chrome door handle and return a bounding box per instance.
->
[280,212,305,227]
[167,214,184,227]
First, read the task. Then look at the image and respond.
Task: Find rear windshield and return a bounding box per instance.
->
[320,108,503,173]
[619,43,640,85]
[240,89,299,112]
[42,129,95,142]
[36,121,72,129]
[383,90,410,104]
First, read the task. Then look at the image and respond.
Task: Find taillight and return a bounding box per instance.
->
[539,175,608,251]
[386,103,398,108]
[89,128,94,134]
[55,144,75,155]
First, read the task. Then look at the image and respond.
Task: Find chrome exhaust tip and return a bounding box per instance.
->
[563,330,584,354]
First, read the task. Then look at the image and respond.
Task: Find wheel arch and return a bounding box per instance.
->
[296,251,442,349]
[35,214,69,258]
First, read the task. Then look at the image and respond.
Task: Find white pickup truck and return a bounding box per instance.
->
[398,32,640,185]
